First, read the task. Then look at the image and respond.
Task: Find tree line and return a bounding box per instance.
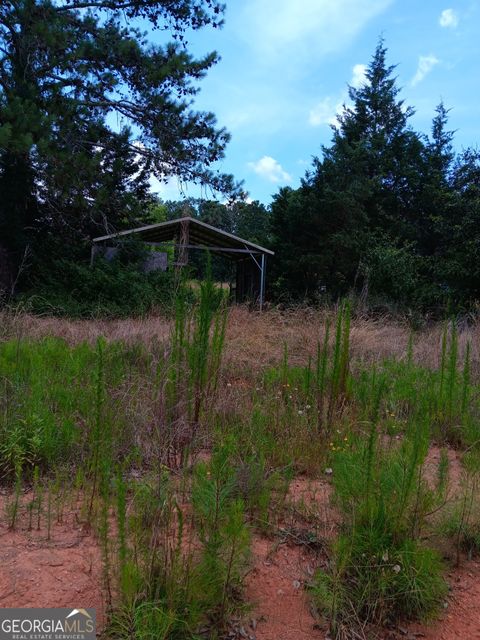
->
[268,41,480,311]
[0,1,479,313]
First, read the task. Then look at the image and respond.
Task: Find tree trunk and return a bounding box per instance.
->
[0,242,13,300]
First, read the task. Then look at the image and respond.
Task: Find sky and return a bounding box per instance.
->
[150,0,480,205]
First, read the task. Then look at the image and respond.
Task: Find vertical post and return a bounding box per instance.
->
[259,253,265,311]
[176,218,189,269]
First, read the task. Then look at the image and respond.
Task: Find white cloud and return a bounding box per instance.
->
[248,156,291,183]
[439,8,459,28]
[240,0,392,65]
[309,97,344,126]
[214,1,391,147]
[309,63,366,127]
[351,63,368,88]
[411,55,439,86]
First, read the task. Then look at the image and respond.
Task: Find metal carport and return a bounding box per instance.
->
[92,217,274,309]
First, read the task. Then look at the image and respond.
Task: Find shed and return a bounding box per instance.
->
[92,217,274,309]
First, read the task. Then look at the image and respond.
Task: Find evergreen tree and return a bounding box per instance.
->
[270,40,427,304]
[0,0,238,286]
[231,200,270,247]
[437,147,480,303]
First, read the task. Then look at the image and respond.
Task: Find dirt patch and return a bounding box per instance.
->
[408,558,480,640]
[242,477,333,640]
[245,536,480,640]
[244,453,479,640]
[1,455,479,640]
[245,536,323,640]
[285,476,336,536]
[0,493,105,628]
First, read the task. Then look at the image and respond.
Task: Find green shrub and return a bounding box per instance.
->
[191,442,251,625]
[314,537,446,633]
[440,470,480,561]
[20,257,176,318]
[313,415,447,635]
[107,444,251,639]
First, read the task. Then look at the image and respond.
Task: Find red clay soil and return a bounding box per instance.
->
[1,454,479,640]
[0,493,105,627]
[246,536,480,640]
[423,445,464,493]
[243,477,333,640]
[244,457,480,640]
[245,536,323,640]
[409,558,480,640]
[410,440,480,639]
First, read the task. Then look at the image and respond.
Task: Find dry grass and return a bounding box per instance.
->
[2,305,480,376]
[1,304,480,638]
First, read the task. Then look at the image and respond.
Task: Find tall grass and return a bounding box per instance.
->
[2,299,480,637]
[313,417,447,636]
[164,266,228,467]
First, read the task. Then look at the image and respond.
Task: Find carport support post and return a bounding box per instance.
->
[177,218,189,269]
[259,253,265,311]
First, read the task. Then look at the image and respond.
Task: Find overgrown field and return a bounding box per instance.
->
[1,297,480,639]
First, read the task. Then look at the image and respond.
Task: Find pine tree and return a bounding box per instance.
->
[436,146,480,303]
[0,0,238,286]
[270,40,426,302]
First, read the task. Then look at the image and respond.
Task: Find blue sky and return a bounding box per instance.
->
[151,0,480,204]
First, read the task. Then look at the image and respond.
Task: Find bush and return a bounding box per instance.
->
[20,256,176,318]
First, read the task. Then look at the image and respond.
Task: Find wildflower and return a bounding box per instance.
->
[226,382,232,387]
[305,404,311,409]
[343,436,348,441]
[298,410,304,415]
[382,551,389,562]
[393,564,401,573]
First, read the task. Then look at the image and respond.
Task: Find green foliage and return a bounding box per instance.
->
[107,444,251,639]
[441,471,480,562]
[107,472,204,640]
[262,304,352,447]
[21,257,176,318]
[315,539,446,632]
[0,337,138,479]
[352,335,479,450]
[269,40,480,310]
[191,443,251,625]
[0,0,240,288]
[4,301,480,638]
[314,422,447,633]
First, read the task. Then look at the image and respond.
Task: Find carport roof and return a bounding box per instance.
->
[92,216,274,260]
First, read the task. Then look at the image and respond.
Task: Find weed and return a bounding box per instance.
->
[313,410,447,635]
[3,305,480,638]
